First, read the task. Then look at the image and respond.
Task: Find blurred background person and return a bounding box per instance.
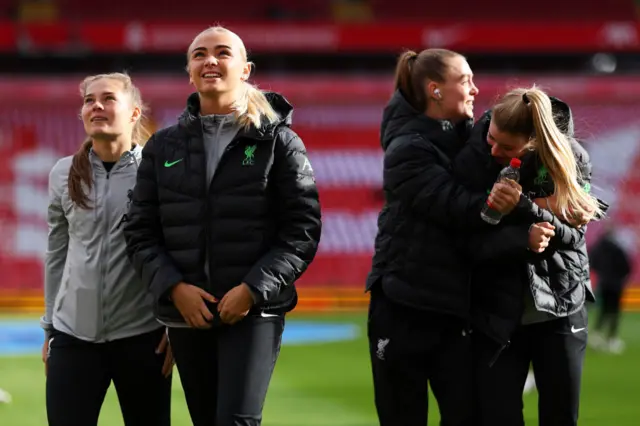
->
[0,1,639,425]
[589,222,633,354]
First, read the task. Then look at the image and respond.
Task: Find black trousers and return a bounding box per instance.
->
[595,286,623,338]
[473,306,588,426]
[45,327,172,426]
[367,288,474,426]
[168,314,284,426]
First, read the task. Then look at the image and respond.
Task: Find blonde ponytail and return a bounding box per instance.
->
[233,82,280,131]
[493,86,602,222]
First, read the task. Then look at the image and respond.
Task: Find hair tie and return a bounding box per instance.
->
[522,93,530,105]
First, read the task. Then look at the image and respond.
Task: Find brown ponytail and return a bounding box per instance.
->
[394,50,420,110]
[393,48,463,112]
[68,139,94,209]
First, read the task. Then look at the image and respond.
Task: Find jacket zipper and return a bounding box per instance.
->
[97,159,123,341]
[96,165,110,341]
[205,138,241,295]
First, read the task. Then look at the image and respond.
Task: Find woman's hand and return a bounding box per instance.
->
[170,283,217,329]
[218,283,255,325]
[488,179,522,214]
[528,222,556,253]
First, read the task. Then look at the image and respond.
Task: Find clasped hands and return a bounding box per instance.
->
[170,282,255,328]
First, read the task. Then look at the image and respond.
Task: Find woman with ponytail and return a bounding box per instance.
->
[123,26,321,426]
[365,48,532,426]
[41,73,172,426]
[453,86,607,425]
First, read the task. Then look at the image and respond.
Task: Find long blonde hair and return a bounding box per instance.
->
[186,26,280,130]
[70,72,151,209]
[492,86,601,221]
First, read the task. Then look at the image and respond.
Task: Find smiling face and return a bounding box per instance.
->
[433,56,479,121]
[486,118,530,164]
[428,55,479,121]
[80,78,140,141]
[186,28,251,97]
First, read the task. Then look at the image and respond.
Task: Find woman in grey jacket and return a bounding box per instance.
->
[40,72,173,426]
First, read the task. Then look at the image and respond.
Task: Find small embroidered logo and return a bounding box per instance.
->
[376,338,390,360]
[243,145,257,166]
[534,165,548,185]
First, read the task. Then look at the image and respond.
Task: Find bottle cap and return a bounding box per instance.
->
[510,158,522,168]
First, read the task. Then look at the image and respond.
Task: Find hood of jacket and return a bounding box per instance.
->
[178,90,294,140]
[380,90,473,158]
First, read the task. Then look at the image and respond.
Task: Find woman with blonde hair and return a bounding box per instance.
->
[124,26,322,426]
[42,72,172,426]
[454,86,606,425]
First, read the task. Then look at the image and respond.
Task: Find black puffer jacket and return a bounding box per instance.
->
[453,97,603,346]
[124,92,322,324]
[366,90,494,319]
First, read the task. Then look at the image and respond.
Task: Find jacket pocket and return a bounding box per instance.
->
[57,284,100,340]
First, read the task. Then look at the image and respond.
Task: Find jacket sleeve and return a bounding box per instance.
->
[467,201,585,263]
[124,135,184,302]
[511,196,585,249]
[385,135,488,229]
[242,129,322,305]
[451,116,496,189]
[41,161,69,331]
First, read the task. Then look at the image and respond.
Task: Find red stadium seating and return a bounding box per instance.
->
[369,0,635,21]
[52,0,634,22]
[56,0,330,21]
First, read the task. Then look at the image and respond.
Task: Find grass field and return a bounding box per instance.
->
[1,311,639,425]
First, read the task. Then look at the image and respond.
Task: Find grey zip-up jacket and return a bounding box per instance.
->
[40,145,159,342]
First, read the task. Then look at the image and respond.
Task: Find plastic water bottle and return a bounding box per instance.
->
[481,157,522,225]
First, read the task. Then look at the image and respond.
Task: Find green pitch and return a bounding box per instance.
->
[1,312,639,425]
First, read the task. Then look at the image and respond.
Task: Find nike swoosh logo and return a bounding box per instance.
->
[571,326,586,333]
[164,159,183,167]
